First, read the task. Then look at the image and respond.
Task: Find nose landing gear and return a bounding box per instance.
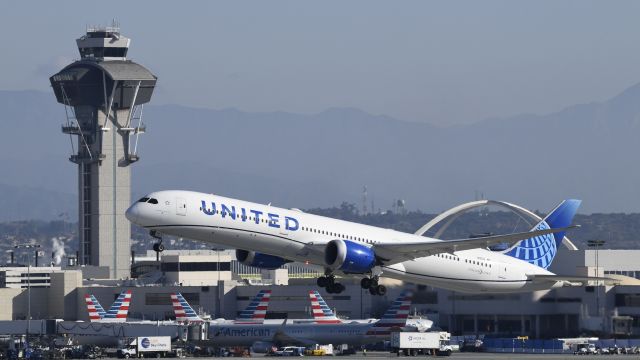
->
[150,230,165,260]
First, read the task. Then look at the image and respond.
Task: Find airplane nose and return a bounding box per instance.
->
[125,204,139,224]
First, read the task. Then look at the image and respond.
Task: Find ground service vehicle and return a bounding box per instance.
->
[391,332,452,356]
[571,343,597,355]
[117,337,172,358]
[305,344,334,356]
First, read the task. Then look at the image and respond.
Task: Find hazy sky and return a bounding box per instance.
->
[2,1,640,125]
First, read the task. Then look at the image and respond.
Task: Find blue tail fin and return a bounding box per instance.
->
[502,199,581,269]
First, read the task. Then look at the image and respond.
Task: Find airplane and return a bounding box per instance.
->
[84,290,132,322]
[208,290,416,348]
[171,290,273,324]
[126,191,587,296]
[305,289,432,330]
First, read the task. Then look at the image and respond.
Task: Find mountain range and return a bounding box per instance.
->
[2,82,640,221]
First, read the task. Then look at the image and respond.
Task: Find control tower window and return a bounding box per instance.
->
[79,47,128,58]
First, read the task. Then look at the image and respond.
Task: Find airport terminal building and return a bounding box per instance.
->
[1,248,639,339]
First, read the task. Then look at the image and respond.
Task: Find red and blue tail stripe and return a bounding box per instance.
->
[103,290,131,322]
[84,294,106,322]
[309,290,342,323]
[367,289,413,335]
[171,293,203,322]
[235,290,271,324]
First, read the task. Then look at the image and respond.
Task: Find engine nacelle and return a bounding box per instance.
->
[236,249,289,270]
[324,239,376,274]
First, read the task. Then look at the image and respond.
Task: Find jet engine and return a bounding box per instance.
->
[236,249,289,269]
[324,239,376,273]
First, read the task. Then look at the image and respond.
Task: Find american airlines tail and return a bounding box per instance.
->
[103,290,132,322]
[235,290,272,324]
[171,293,203,322]
[84,294,107,322]
[308,290,342,323]
[85,290,131,322]
[502,199,581,269]
[368,290,413,335]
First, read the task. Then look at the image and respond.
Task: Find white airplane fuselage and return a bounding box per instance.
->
[126,190,559,293]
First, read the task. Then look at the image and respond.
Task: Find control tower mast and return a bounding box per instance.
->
[50,25,157,278]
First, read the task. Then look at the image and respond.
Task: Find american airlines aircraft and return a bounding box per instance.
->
[208,290,415,348]
[84,290,132,322]
[171,290,272,324]
[126,191,583,296]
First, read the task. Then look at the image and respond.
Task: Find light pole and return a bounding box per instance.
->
[587,240,606,332]
[13,244,41,340]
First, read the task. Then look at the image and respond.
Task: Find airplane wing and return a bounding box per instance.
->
[372,226,577,265]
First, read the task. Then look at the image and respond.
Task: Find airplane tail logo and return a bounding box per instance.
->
[103,290,132,322]
[236,290,271,323]
[171,293,203,322]
[502,199,581,269]
[368,290,413,335]
[309,290,342,323]
[84,294,106,322]
[374,289,413,327]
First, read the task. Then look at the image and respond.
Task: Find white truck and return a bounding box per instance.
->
[117,336,172,358]
[391,332,453,356]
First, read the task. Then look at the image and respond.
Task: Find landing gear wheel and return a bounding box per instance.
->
[361,277,372,289]
[368,284,387,296]
[153,243,165,252]
[327,283,345,294]
[370,278,378,288]
[317,276,329,288]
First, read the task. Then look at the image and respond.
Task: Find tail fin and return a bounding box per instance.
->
[84,294,107,322]
[309,290,342,324]
[235,290,271,324]
[502,199,581,269]
[369,290,413,335]
[374,289,413,327]
[171,293,203,322]
[103,290,132,322]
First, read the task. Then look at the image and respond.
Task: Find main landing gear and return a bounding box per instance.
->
[361,276,386,296]
[316,275,346,294]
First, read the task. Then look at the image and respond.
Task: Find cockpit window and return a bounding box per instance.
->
[138,197,150,203]
[148,198,159,204]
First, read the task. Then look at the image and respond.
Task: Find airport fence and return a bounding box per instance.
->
[481,338,566,354]
[480,337,640,353]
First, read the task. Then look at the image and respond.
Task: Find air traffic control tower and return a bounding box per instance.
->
[50,26,157,278]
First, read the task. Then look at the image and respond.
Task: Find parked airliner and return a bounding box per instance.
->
[208,290,415,348]
[126,191,585,295]
[171,290,272,324]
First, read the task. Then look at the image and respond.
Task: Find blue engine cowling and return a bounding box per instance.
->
[236,249,289,269]
[324,239,376,273]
